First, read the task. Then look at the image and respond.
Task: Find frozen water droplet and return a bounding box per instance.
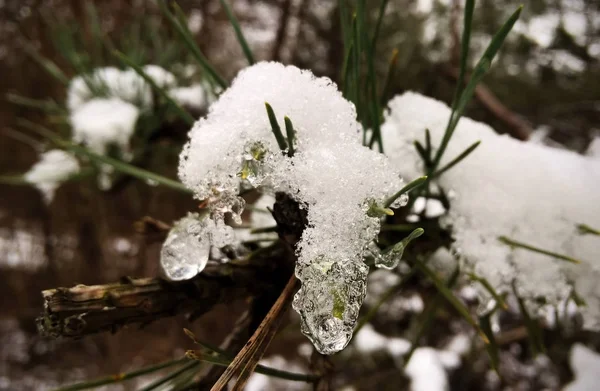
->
[209,190,246,224]
[390,192,409,209]
[238,141,269,188]
[373,228,424,270]
[209,219,235,247]
[160,214,210,281]
[375,242,405,270]
[293,257,368,354]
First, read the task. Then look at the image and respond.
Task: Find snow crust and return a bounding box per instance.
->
[382,92,600,326]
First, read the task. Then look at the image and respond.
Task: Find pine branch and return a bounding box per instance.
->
[37,257,283,339]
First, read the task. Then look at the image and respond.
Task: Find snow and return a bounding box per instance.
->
[142,64,176,89]
[168,84,208,110]
[353,324,410,358]
[69,98,140,157]
[405,348,452,391]
[179,62,409,353]
[564,344,600,391]
[245,355,309,391]
[382,92,600,326]
[586,137,600,158]
[24,149,79,203]
[66,65,176,112]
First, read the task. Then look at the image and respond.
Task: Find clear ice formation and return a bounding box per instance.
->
[160,214,211,281]
[293,257,369,354]
[161,213,238,281]
[373,228,424,270]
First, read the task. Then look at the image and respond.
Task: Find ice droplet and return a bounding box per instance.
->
[373,228,424,270]
[208,190,246,224]
[160,214,210,281]
[375,243,405,270]
[238,141,269,188]
[293,257,368,354]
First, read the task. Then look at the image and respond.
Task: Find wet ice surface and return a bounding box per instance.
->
[160,214,211,281]
[293,258,368,354]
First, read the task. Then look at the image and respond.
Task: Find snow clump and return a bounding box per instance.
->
[70,98,140,158]
[24,149,80,203]
[381,92,600,327]
[178,62,409,354]
[66,65,176,112]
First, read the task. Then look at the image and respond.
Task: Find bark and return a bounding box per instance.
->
[37,254,284,339]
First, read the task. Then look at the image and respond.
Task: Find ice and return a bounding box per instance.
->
[372,228,424,270]
[293,257,368,354]
[160,213,240,281]
[70,98,140,157]
[160,214,211,281]
[179,62,410,353]
[382,92,600,326]
[24,150,79,204]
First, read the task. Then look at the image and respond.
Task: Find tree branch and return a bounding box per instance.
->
[37,254,285,339]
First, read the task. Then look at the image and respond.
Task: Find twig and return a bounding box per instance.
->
[37,257,281,338]
[211,274,300,391]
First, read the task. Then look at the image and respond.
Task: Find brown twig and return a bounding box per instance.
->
[271,0,293,62]
[210,274,300,391]
[37,256,281,339]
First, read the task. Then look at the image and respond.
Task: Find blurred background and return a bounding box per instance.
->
[0,0,599,389]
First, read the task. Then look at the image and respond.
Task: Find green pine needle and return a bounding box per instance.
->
[284,116,296,157]
[53,358,188,391]
[577,224,600,236]
[431,5,522,171]
[430,140,481,179]
[468,273,508,310]
[158,1,227,89]
[413,258,489,344]
[384,176,428,208]
[17,119,192,194]
[138,361,200,391]
[479,313,500,373]
[20,40,70,85]
[514,284,546,355]
[498,236,583,264]
[114,50,195,126]
[264,102,288,151]
[219,0,256,65]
